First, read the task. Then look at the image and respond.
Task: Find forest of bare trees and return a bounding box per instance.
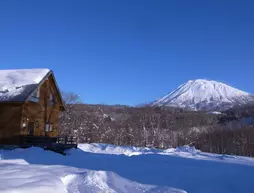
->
[60,92,254,157]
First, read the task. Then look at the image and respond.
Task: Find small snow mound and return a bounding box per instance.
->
[207,111,222,115]
[78,143,145,156]
[61,171,185,193]
[175,146,199,154]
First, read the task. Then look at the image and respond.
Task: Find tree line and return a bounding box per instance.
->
[60,92,254,157]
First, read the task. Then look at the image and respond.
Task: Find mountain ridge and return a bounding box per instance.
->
[152,79,254,111]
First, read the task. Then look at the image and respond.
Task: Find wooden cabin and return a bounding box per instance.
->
[0,69,67,146]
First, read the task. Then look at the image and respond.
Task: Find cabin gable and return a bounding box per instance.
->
[21,74,63,137]
[0,69,66,145]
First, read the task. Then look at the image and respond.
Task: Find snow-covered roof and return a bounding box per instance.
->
[0,69,51,102]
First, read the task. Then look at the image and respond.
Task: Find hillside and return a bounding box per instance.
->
[60,104,218,148]
[60,101,254,157]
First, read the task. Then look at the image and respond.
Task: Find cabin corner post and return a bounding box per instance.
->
[20,104,23,135]
[19,103,25,144]
[44,79,49,136]
[19,103,27,136]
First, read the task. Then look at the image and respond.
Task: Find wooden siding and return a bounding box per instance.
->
[22,74,62,137]
[0,103,23,144]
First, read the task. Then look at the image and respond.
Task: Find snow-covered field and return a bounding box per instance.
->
[1,144,254,193]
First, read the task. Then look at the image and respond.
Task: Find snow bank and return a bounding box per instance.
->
[0,160,68,193]
[0,160,181,193]
[78,143,254,165]
[78,143,160,156]
[1,144,254,193]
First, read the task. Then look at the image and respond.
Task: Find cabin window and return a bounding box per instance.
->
[29,88,40,102]
[35,120,39,128]
[50,91,55,106]
[45,123,53,132]
[22,119,26,129]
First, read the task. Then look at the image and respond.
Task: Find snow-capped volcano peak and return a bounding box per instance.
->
[152,79,253,111]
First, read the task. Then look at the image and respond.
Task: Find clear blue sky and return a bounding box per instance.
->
[0,0,254,105]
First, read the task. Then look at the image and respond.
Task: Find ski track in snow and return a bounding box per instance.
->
[1,144,254,193]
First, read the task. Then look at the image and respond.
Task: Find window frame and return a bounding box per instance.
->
[29,88,40,102]
[45,123,53,132]
[35,120,39,128]
[49,90,55,106]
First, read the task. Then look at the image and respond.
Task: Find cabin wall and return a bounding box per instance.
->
[22,75,61,137]
[0,103,23,144]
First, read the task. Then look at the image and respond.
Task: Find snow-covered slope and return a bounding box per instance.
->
[1,143,254,193]
[152,79,254,111]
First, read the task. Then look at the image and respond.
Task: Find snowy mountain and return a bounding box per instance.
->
[152,79,254,111]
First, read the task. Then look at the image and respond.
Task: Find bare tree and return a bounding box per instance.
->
[59,91,84,137]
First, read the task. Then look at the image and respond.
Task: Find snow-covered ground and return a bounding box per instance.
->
[1,144,254,193]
